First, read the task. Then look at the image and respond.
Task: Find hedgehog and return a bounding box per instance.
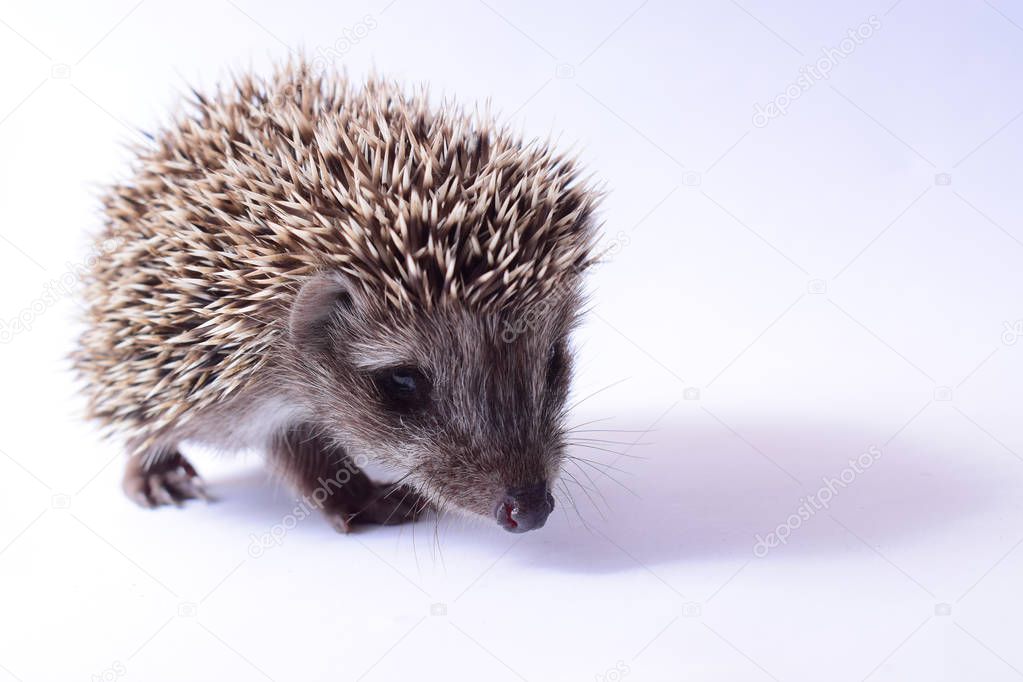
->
[74,60,601,534]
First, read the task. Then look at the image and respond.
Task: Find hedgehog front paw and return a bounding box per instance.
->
[323,482,430,533]
[360,482,431,526]
[123,452,211,508]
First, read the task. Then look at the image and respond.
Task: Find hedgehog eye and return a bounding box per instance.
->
[546,342,567,389]
[374,366,431,413]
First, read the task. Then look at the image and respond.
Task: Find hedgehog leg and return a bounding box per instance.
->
[267,424,427,533]
[123,448,210,508]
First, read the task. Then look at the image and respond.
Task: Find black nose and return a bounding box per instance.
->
[495,482,554,533]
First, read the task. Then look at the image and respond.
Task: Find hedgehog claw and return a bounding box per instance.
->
[325,511,353,534]
[148,477,178,507]
[316,482,428,532]
[124,452,211,509]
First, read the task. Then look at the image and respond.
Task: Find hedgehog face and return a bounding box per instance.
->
[290,271,581,532]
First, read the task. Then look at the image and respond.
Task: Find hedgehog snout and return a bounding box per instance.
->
[493,481,554,533]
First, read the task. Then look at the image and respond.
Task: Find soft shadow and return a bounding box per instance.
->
[502,414,1000,572]
[191,412,1002,573]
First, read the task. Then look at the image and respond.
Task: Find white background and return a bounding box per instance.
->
[2,1,1023,680]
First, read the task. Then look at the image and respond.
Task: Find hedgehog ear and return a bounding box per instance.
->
[289,271,363,352]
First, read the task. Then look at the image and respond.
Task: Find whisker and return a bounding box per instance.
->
[566,461,611,513]
[564,377,629,414]
[433,507,444,568]
[568,445,647,462]
[560,468,600,495]
[381,471,416,499]
[556,479,593,533]
[410,479,422,579]
[569,437,653,449]
[568,459,640,498]
[566,416,615,430]
[431,479,450,569]
[553,481,574,526]
[553,484,573,526]
[377,485,415,526]
[570,443,647,460]
[562,469,607,521]
[568,428,656,434]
